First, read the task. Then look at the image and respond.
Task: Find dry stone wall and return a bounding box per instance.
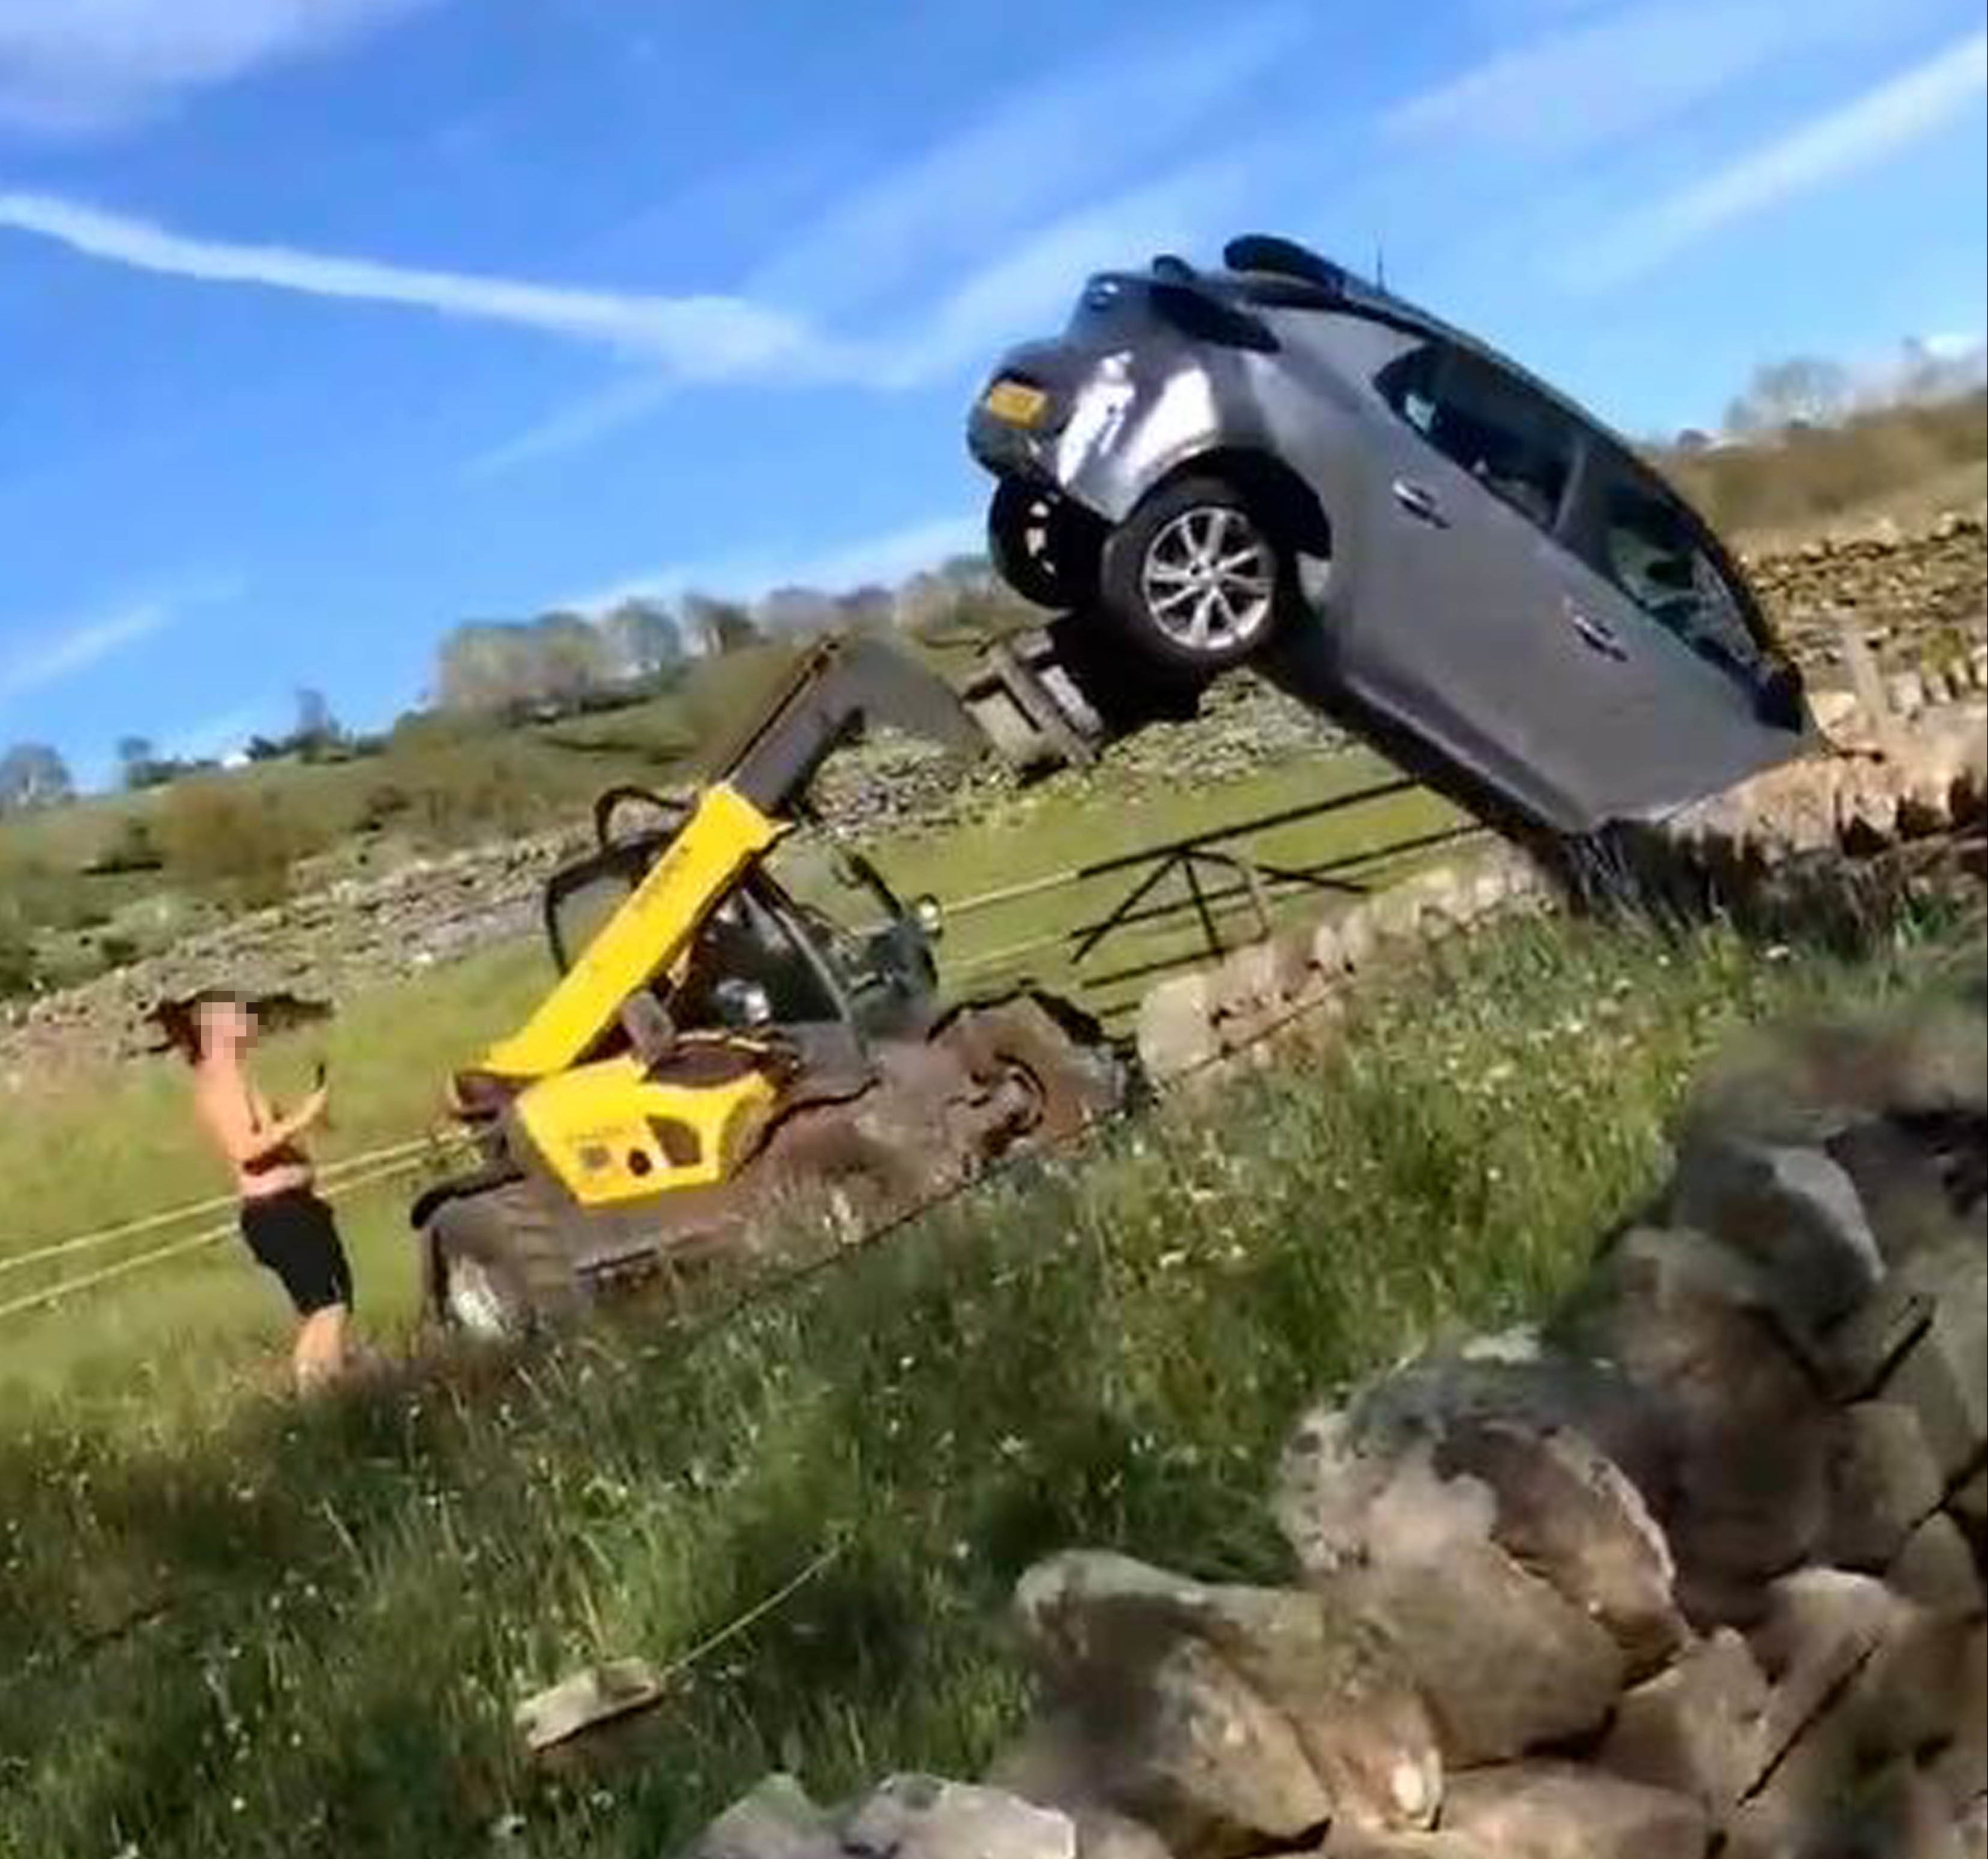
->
[676,962,1988,1859]
[1136,696,1988,1088]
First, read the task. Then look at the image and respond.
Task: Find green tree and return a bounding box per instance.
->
[682,592,763,656]
[600,597,685,683]
[157,780,323,909]
[0,743,72,813]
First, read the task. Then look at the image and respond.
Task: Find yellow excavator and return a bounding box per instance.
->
[412,633,1129,1337]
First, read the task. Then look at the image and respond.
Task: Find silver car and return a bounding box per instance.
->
[966,234,1812,837]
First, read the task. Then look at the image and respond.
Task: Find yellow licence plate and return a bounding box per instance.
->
[982,379,1048,427]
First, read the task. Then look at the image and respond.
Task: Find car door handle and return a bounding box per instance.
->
[1564,598,1627,660]
[1391,478,1448,527]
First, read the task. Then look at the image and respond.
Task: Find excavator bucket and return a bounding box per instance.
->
[709,635,991,816]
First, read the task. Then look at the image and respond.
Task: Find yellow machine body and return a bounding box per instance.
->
[509,1054,778,1208]
[479,781,782,1085]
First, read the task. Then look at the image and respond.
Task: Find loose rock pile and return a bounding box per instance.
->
[0,830,578,1085]
[680,965,1988,1858]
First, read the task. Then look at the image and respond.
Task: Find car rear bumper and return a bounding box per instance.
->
[966,337,1099,488]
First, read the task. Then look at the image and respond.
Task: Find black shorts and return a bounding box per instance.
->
[240,1189,353,1317]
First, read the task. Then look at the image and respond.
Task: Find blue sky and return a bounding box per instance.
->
[1,0,1983,786]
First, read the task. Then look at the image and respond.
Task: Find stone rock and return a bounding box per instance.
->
[1135,973,1216,1084]
[1063,1810,1174,1859]
[689,1774,841,1859]
[1823,1115,1982,1277]
[1750,1761,1972,1859]
[1276,1351,1686,1673]
[1952,1466,1988,1551]
[1889,1513,1986,1623]
[1320,1830,1487,1857]
[1437,1763,1711,1859]
[1548,1225,1833,1622]
[841,1776,1076,1859]
[1599,1627,1771,1818]
[514,1656,664,1754]
[1278,1353,1672,1565]
[984,1725,1179,1857]
[1012,1552,1440,1854]
[1664,1135,1884,1342]
[1852,1601,1981,1764]
[1336,1536,1626,1765]
[1927,1620,1988,1818]
[1826,1401,1947,1571]
[1434,1419,1687,1677]
[1709,1571,1944,1856]
[1745,1571,1926,1809]
[1670,980,1988,1164]
[1826,1262,1943,1404]
[1876,1244,1988,1482]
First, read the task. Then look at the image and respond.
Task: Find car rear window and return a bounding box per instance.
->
[1594,477,1768,681]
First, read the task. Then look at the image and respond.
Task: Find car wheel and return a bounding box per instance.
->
[988,479,1099,609]
[1100,477,1290,672]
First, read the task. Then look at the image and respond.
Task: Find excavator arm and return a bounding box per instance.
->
[477,636,990,1084]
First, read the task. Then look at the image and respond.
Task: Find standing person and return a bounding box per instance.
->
[160,991,353,1393]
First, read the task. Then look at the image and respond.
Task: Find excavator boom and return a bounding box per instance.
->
[477,636,992,1084]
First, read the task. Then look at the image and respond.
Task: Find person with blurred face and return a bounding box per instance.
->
[163,991,351,1392]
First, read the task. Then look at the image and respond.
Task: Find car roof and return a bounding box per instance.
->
[1093,242,1650,471]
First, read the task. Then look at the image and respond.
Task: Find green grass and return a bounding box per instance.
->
[0,942,549,1401]
[0,911,1965,1859]
[0,749,1452,1399]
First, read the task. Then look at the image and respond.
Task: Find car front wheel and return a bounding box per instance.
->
[1100,478,1289,672]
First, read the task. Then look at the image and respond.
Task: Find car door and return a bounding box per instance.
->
[1335,340,1644,834]
[1541,452,1812,820]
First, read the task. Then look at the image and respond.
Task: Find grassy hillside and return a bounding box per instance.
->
[1659,388,1986,541]
[0,908,1969,1859]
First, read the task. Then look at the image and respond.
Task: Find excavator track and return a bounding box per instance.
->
[421,997,1134,1339]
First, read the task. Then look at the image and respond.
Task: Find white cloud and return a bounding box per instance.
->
[1565,31,1988,290]
[0,597,175,703]
[463,373,679,479]
[0,0,437,134]
[569,512,983,617]
[0,191,835,381]
[879,155,1262,388]
[750,2,1314,322]
[471,7,1313,475]
[1386,0,1933,158]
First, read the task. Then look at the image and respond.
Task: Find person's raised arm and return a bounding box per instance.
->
[198,1079,328,1168]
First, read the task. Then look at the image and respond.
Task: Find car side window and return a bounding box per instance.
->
[1377,345,1576,535]
[1595,475,1766,680]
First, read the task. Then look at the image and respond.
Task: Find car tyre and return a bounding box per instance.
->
[1099,476,1291,672]
[988,479,1100,610]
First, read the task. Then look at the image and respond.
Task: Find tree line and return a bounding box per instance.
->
[0,557,1011,816]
